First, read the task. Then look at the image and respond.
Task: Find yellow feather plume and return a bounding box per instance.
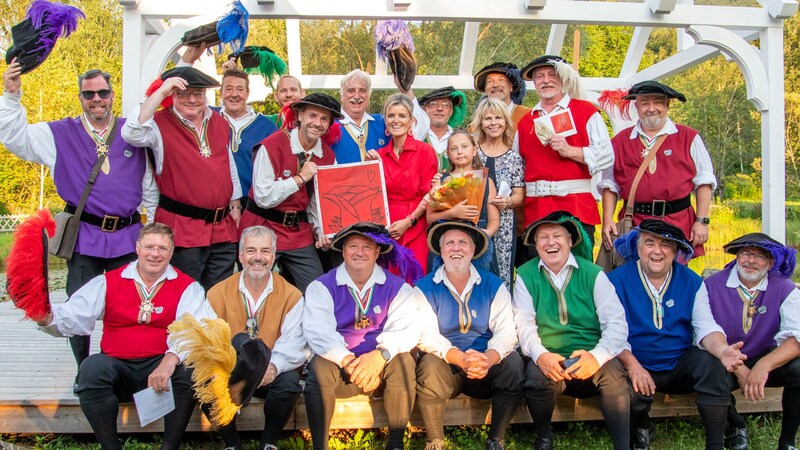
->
[168,314,240,426]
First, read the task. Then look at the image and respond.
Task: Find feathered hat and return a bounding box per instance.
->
[613,219,694,265]
[521,55,585,101]
[418,86,468,128]
[374,19,417,92]
[473,62,527,105]
[5,210,55,321]
[522,210,593,262]
[722,232,797,278]
[5,0,85,74]
[599,81,686,121]
[145,66,220,110]
[279,93,343,146]
[229,45,287,89]
[330,222,424,284]
[427,220,489,260]
[181,0,249,53]
[168,315,270,426]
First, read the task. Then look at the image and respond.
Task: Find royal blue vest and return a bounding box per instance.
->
[332,114,389,164]
[213,108,277,197]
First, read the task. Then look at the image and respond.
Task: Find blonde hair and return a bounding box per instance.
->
[469,97,515,149]
[445,129,483,172]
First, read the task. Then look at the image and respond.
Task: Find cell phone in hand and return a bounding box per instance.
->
[559,356,580,371]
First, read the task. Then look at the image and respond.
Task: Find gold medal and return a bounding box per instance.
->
[355,315,372,330]
[199,143,212,158]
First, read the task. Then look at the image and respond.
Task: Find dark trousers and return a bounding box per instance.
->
[66,251,137,368]
[632,348,734,450]
[304,353,416,450]
[416,351,523,442]
[276,244,324,293]
[524,356,630,449]
[206,369,302,449]
[727,352,800,447]
[76,353,196,450]
[170,242,236,291]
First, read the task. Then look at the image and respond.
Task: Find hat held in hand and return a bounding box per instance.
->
[374,19,417,92]
[181,0,249,53]
[6,0,85,74]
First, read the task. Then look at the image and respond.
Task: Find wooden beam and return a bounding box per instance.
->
[619,27,652,79]
[546,24,568,56]
[646,0,677,14]
[458,22,481,77]
[756,0,799,19]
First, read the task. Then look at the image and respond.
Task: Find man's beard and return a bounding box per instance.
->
[736,262,768,284]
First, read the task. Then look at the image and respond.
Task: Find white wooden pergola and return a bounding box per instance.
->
[119,0,797,242]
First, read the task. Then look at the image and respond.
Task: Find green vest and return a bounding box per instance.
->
[517,255,603,357]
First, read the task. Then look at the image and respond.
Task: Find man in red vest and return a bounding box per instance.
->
[598,81,715,258]
[35,223,212,450]
[516,55,614,255]
[122,66,242,291]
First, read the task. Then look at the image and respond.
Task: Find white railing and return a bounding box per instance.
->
[0,215,28,233]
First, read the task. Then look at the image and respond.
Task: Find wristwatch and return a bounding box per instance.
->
[407,215,418,227]
[695,217,710,225]
[378,347,391,362]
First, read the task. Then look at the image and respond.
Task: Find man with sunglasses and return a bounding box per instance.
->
[0,61,156,377]
[705,233,800,450]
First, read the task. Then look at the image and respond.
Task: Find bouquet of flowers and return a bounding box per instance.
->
[429,169,487,225]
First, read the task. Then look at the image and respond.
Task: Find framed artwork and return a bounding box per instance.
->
[314,160,390,236]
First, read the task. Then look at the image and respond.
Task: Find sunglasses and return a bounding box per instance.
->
[80,89,112,100]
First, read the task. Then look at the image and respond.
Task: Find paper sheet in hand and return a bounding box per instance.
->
[133,379,175,427]
[533,108,578,144]
[314,160,390,236]
[497,181,512,197]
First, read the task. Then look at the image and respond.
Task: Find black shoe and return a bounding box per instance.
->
[534,437,553,450]
[485,438,506,450]
[632,424,656,450]
[778,445,799,450]
[724,427,748,450]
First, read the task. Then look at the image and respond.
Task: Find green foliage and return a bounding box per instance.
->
[721,173,761,200]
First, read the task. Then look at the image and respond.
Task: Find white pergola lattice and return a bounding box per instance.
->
[119,0,798,242]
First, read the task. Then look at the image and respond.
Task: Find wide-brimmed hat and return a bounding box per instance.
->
[5,0,85,75]
[520,55,585,100]
[427,220,489,260]
[613,219,694,264]
[474,62,524,95]
[522,210,592,261]
[623,80,686,102]
[290,93,344,121]
[519,55,567,80]
[374,19,417,92]
[722,232,797,278]
[330,222,424,283]
[227,333,271,409]
[181,0,249,53]
[418,86,468,128]
[330,222,393,254]
[229,45,287,89]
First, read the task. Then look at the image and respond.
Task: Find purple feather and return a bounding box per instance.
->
[614,228,693,265]
[723,239,797,278]
[25,0,85,60]
[365,232,424,284]
[217,0,249,53]
[374,20,414,62]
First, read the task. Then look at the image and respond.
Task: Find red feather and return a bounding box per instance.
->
[322,121,342,146]
[5,210,55,321]
[598,88,632,121]
[145,78,172,109]
[279,103,295,131]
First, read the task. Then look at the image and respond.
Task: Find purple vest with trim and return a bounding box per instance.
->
[706,266,797,358]
[318,267,405,357]
[49,117,145,258]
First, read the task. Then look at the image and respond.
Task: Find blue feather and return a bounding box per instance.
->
[217,0,249,53]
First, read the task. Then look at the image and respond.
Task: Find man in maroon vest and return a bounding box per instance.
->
[706,233,800,450]
[238,93,340,292]
[122,66,242,291]
[598,81,715,258]
[516,55,613,256]
[35,223,212,450]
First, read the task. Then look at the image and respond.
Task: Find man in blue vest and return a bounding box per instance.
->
[705,233,800,450]
[609,219,747,450]
[513,211,630,450]
[416,220,523,450]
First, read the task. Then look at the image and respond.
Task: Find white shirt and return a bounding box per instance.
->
[0,90,158,221]
[220,105,259,133]
[303,264,420,367]
[415,265,517,360]
[38,261,213,360]
[724,268,800,346]
[512,253,628,366]
[236,274,309,374]
[340,96,430,150]
[425,126,454,157]
[121,105,243,201]
[512,94,614,175]
[251,128,324,232]
[596,117,717,195]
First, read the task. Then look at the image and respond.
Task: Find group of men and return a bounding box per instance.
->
[1,44,797,450]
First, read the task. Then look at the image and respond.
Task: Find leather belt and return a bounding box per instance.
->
[525,179,592,197]
[158,194,229,224]
[65,204,141,232]
[245,201,308,228]
[632,195,691,217]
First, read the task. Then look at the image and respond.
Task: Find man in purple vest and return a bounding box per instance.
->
[706,233,800,450]
[0,61,155,376]
[416,220,523,450]
[303,222,422,450]
[609,220,747,450]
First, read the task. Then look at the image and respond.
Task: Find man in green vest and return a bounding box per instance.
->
[512,211,630,450]
[205,225,307,450]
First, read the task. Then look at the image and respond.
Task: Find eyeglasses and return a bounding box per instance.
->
[737,251,769,263]
[176,90,207,99]
[426,100,452,110]
[80,89,112,100]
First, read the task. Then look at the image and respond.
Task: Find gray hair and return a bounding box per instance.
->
[340,69,372,98]
[382,93,413,117]
[239,225,277,250]
[78,69,112,91]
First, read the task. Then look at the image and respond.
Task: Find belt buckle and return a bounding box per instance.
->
[213,207,226,224]
[283,211,299,227]
[651,200,667,217]
[101,215,120,232]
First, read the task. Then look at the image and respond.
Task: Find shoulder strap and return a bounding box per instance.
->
[623,134,667,218]
[73,118,121,218]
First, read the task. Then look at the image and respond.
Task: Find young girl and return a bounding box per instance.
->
[426,129,500,274]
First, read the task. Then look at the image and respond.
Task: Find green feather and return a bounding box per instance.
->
[447,90,467,128]
[242,48,287,89]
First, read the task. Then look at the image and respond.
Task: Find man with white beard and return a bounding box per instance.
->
[705,233,800,450]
